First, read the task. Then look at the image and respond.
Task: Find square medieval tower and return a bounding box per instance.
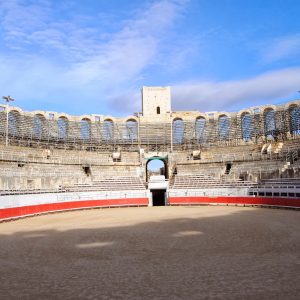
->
[141,86,171,117]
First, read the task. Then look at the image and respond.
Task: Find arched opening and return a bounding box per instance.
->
[57,117,68,140]
[195,116,206,144]
[8,110,20,136]
[289,105,300,135]
[146,157,168,206]
[102,119,114,141]
[81,118,91,140]
[33,114,45,139]
[125,119,138,141]
[241,113,253,141]
[173,118,184,144]
[218,115,230,140]
[146,159,167,180]
[264,109,276,139]
[156,106,160,114]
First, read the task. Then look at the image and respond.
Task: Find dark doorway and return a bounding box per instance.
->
[151,189,166,206]
[83,166,91,176]
[225,163,232,175]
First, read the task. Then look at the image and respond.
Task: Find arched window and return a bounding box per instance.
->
[102,119,114,141]
[289,105,300,135]
[264,109,276,138]
[57,116,68,139]
[33,114,45,138]
[173,118,184,144]
[125,119,138,141]
[241,113,253,141]
[157,107,160,114]
[8,110,20,135]
[218,115,230,140]
[80,118,91,140]
[195,117,206,144]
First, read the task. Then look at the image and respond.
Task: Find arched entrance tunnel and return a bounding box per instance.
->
[146,157,168,206]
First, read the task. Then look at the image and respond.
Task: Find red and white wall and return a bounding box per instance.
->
[168,195,300,208]
[168,188,300,208]
[0,190,150,221]
[1,188,299,222]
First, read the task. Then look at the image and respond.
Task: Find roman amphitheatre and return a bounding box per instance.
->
[0,86,299,299]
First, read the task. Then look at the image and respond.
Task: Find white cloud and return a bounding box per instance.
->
[4,0,297,118]
[261,34,300,63]
[0,0,51,44]
[67,0,187,85]
[172,68,300,112]
[0,0,189,115]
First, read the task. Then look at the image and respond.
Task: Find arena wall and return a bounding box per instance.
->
[1,191,299,222]
[168,196,300,208]
[0,190,149,221]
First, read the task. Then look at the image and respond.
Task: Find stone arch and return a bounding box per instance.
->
[57,116,69,139]
[80,118,91,140]
[241,112,253,141]
[125,119,138,141]
[56,113,70,121]
[284,101,300,111]
[31,111,47,118]
[262,105,277,114]
[32,114,46,139]
[195,116,206,144]
[8,110,21,136]
[218,114,230,140]
[102,119,114,141]
[146,157,168,182]
[288,104,300,135]
[264,108,276,138]
[172,118,184,144]
[215,112,230,119]
[7,107,23,114]
[237,109,252,117]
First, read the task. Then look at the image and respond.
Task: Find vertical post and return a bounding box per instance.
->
[170,112,173,152]
[6,103,9,146]
[137,112,141,149]
[2,96,15,147]
[169,111,173,184]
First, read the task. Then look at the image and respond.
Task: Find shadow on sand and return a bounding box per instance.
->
[0,206,299,300]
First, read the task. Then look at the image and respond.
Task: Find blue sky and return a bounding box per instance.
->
[1,0,300,116]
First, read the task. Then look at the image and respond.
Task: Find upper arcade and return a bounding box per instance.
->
[1,86,300,124]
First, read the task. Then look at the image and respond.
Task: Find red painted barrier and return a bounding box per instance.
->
[1,196,298,221]
[169,196,300,208]
[0,198,149,221]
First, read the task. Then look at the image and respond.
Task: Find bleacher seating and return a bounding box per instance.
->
[63,176,146,192]
[172,173,256,189]
[0,175,146,195]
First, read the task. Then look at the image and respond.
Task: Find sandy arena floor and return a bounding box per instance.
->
[0,206,299,300]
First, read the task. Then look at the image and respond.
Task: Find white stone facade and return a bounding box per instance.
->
[141,86,171,117]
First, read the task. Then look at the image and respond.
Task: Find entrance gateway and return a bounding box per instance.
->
[145,156,169,206]
[148,176,168,206]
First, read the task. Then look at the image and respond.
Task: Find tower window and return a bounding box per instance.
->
[157,106,160,114]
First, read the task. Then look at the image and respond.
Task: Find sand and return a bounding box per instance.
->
[0,206,299,299]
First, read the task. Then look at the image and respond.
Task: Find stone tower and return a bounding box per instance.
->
[141,86,171,117]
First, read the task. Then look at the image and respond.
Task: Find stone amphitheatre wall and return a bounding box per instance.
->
[1,99,300,151]
[0,100,300,191]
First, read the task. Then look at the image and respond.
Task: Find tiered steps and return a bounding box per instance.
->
[172,174,256,189]
[64,176,146,192]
